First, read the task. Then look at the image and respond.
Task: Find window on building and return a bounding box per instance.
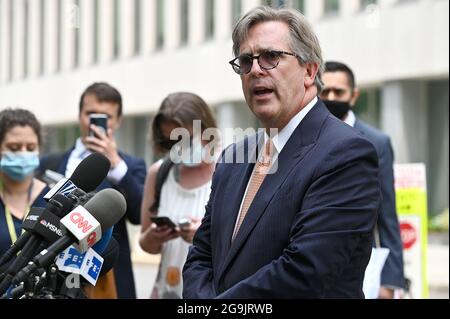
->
[180,0,189,45]
[156,0,164,49]
[93,0,99,63]
[205,0,215,40]
[361,0,377,8]
[56,0,62,71]
[134,0,141,54]
[39,0,45,75]
[354,88,381,128]
[43,125,80,154]
[73,0,80,68]
[231,0,242,26]
[23,0,29,78]
[113,0,120,58]
[263,0,287,8]
[324,0,340,16]
[292,0,305,12]
[8,0,13,81]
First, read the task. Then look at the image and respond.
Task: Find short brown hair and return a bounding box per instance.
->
[79,82,123,117]
[0,107,42,146]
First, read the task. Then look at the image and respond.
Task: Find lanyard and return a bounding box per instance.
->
[1,179,33,245]
[5,205,30,244]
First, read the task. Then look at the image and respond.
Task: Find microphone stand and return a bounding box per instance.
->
[38,264,58,299]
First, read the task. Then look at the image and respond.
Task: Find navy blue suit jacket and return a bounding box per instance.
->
[354,119,405,289]
[183,100,381,299]
[38,149,146,299]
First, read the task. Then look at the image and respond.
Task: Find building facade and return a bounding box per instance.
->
[0,0,448,216]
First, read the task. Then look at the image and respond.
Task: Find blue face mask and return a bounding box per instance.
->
[0,151,40,181]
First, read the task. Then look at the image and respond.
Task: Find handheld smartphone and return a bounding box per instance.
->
[89,113,108,137]
[150,216,177,229]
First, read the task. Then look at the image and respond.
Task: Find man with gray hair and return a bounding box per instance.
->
[183,6,381,298]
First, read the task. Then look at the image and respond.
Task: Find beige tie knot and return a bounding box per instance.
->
[256,139,274,173]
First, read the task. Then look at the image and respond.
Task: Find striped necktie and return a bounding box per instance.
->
[232,139,274,241]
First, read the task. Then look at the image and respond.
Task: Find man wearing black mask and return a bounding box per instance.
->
[321,61,405,299]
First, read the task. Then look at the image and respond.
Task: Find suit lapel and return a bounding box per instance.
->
[217,100,330,282]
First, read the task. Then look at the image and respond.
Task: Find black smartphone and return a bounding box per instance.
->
[150,216,177,229]
[89,113,108,137]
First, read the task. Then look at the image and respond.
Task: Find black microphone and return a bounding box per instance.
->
[6,237,120,299]
[0,155,111,294]
[0,195,73,268]
[13,188,126,285]
[0,194,74,292]
[0,153,110,267]
[43,153,111,200]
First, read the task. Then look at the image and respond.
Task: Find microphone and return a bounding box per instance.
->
[0,195,74,268]
[0,154,110,291]
[0,153,110,268]
[0,194,80,294]
[5,234,119,299]
[13,188,126,285]
[43,153,110,201]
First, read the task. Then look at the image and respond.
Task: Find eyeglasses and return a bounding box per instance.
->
[229,50,299,75]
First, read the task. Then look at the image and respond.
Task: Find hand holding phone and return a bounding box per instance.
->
[178,218,192,229]
[150,216,177,229]
[89,113,108,137]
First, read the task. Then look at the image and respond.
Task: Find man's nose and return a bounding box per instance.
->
[324,91,336,100]
[249,58,264,75]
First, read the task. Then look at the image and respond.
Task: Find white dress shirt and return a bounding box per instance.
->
[343,110,356,128]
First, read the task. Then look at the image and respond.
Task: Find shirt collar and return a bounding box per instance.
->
[269,96,318,154]
[344,110,356,127]
[72,137,91,159]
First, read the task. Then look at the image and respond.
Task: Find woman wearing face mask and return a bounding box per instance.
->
[139,92,219,299]
[0,108,49,257]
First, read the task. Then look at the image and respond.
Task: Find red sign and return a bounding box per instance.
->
[400,222,417,249]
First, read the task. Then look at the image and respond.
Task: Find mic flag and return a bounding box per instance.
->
[55,246,104,286]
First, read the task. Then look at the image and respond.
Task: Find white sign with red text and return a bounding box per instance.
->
[60,206,102,253]
[394,163,428,299]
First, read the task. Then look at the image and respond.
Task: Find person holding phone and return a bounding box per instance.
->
[139,92,219,299]
[37,82,146,299]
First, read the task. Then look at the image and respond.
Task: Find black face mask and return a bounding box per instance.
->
[323,99,351,120]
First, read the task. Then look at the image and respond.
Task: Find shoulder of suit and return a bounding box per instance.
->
[118,151,145,163]
[355,119,389,142]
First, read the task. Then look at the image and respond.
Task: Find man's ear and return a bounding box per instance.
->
[304,63,319,87]
[114,116,122,130]
[350,88,360,106]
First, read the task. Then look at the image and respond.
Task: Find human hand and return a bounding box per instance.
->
[148,223,180,244]
[378,286,395,299]
[179,217,201,244]
[84,126,122,168]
